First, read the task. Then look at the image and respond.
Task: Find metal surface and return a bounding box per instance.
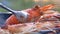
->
[0,3,29,22]
[0,12,11,26]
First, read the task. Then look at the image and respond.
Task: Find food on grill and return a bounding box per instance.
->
[0,3,60,34]
[5,4,54,25]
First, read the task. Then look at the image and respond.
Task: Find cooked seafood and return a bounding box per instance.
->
[0,3,60,34]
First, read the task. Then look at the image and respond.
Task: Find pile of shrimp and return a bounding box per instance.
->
[0,10,60,34]
[0,4,60,34]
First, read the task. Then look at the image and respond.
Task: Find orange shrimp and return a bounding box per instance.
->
[3,4,54,29]
[40,4,54,11]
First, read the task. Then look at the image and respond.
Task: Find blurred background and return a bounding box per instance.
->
[0,0,60,12]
